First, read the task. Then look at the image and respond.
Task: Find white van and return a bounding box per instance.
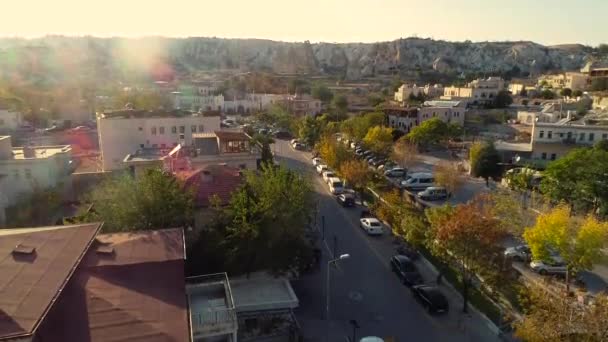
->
[401,172,435,191]
[328,177,344,195]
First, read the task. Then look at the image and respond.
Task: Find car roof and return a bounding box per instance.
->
[360,337,384,342]
[393,255,413,263]
[425,186,446,191]
[409,172,433,177]
[328,177,342,182]
[363,217,380,223]
[340,193,355,198]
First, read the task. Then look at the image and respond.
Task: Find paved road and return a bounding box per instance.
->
[273,140,500,342]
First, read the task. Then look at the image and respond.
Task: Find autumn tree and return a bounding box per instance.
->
[340,160,371,199]
[523,205,608,291]
[340,112,385,141]
[515,286,608,342]
[363,125,393,155]
[426,195,506,312]
[84,169,195,232]
[317,135,351,170]
[375,190,428,247]
[434,161,464,195]
[391,137,419,169]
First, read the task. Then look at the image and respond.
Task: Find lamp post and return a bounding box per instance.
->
[326,253,350,321]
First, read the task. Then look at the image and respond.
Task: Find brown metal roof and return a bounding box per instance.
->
[0,223,102,340]
[35,228,190,342]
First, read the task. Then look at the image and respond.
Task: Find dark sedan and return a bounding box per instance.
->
[337,193,356,207]
[390,255,423,286]
[411,285,449,314]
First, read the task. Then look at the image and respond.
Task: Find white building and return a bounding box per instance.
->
[0,109,22,132]
[530,120,608,161]
[97,108,221,171]
[224,94,283,114]
[394,84,425,102]
[0,136,73,226]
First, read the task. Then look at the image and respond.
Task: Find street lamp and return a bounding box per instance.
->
[326,253,350,321]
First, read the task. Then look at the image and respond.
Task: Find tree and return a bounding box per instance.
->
[489,189,539,237]
[311,84,334,103]
[340,112,385,141]
[298,115,322,147]
[572,89,583,97]
[406,118,452,147]
[84,169,195,232]
[515,286,608,342]
[363,125,393,155]
[332,95,348,115]
[375,190,428,247]
[576,98,592,115]
[317,135,351,170]
[367,94,384,107]
[426,195,506,312]
[251,134,275,166]
[523,205,608,291]
[560,88,573,98]
[434,161,464,195]
[469,141,501,185]
[340,160,371,199]
[599,43,608,54]
[594,139,608,151]
[540,89,556,99]
[391,137,419,169]
[492,90,513,108]
[540,147,608,217]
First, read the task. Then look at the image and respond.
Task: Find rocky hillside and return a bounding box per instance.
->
[0,36,603,82]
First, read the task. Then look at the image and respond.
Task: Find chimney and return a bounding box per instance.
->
[200,170,213,183]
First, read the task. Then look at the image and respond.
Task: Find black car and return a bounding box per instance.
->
[273,131,293,139]
[360,210,375,219]
[390,255,423,286]
[396,244,420,261]
[337,193,356,207]
[411,285,449,314]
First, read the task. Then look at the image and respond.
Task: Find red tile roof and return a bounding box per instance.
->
[0,223,102,340]
[177,165,243,207]
[35,228,190,342]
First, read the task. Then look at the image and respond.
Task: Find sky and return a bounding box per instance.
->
[3,0,607,46]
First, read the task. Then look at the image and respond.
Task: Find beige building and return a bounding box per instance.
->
[275,94,322,116]
[385,100,466,133]
[97,108,221,171]
[0,136,73,226]
[442,77,505,105]
[394,84,425,102]
[538,72,588,91]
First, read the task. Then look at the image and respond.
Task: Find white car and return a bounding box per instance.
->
[504,245,531,261]
[530,257,567,276]
[312,157,323,167]
[360,218,383,235]
[360,338,384,342]
[322,170,336,183]
[384,167,406,178]
[328,177,344,195]
[316,164,329,175]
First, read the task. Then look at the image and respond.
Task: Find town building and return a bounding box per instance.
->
[516,102,573,125]
[96,108,221,171]
[394,84,425,102]
[0,136,73,226]
[173,82,225,111]
[0,108,22,133]
[275,94,322,116]
[385,100,466,134]
[537,72,589,91]
[441,77,505,106]
[223,93,283,115]
[580,61,608,80]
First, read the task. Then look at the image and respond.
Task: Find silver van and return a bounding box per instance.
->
[401,172,435,191]
[417,187,449,201]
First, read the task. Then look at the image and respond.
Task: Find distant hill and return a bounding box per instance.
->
[0,36,604,83]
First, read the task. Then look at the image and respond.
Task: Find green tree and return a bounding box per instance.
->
[311,83,334,103]
[363,125,393,155]
[85,169,195,232]
[523,205,608,291]
[599,44,608,54]
[375,190,428,247]
[332,94,348,115]
[540,89,556,99]
[426,195,506,312]
[594,139,608,151]
[560,88,573,97]
[298,115,322,147]
[540,147,608,217]
[492,90,513,108]
[340,112,385,141]
[251,134,274,166]
[406,118,459,147]
[367,94,384,107]
[469,141,501,185]
[572,89,583,97]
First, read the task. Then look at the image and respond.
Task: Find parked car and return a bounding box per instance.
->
[312,157,323,167]
[328,177,345,195]
[293,142,306,150]
[360,218,383,235]
[385,167,407,178]
[290,139,300,145]
[401,173,435,191]
[316,164,329,175]
[417,187,449,201]
[370,158,386,167]
[359,338,384,342]
[337,193,356,207]
[504,245,531,262]
[350,142,358,149]
[273,131,292,139]
[322,170,336,183]
[411,285,449,314]
[396,243,420,261]
[390,255,423,286]
[530,256,568,276]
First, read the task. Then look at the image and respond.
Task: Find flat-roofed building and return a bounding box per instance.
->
[97,108,221,171]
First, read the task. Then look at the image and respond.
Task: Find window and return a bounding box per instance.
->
[551,153,557,160]
[138,127,143,131]
[198,125,204,132]
[589,133,595,142]
[541,152,547,160]
[559,132,564,138]
[159,127,165,135]
[151,126,157,135]
[539,130,544,138]
[579,132,585,141]
[172,126,177,134]
[24,169,32,179]
[603,134,608,140]
[191,125,197,133]
[567,132,572,139]
[548,131,552,139]
[179,134,185,140]
[140,144,144,148]
[179,126,185,133]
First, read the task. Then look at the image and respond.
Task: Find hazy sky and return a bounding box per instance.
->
[4,0,607,46]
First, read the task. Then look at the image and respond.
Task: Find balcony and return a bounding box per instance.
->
[186,273,237,341]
